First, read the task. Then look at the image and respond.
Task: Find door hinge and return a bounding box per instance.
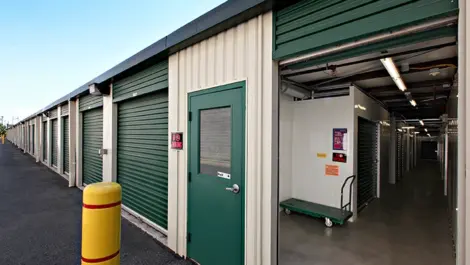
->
[187,232,191,243]
[188,172,191,182]
[188,111,192,121]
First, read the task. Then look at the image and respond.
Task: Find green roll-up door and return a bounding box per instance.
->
[396,132,403,181]
[82,107,103,185]
[117,90,168,229]
[357,117,378,210]
[43,121,48,162]
[273,0,458,63]
[32,124,35,155]
[51,119,58,167]
[63,116,70,173]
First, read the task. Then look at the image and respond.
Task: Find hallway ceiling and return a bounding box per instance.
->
[281,36,458,123]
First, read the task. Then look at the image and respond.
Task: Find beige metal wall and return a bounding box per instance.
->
[168,12,278,265]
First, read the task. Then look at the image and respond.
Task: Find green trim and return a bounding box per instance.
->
[188,81,246,98]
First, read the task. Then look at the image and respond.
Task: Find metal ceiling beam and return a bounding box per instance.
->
[379,93,448,102]
[281,41,456,77]
[367,79,453,94]
[303,58,457,87]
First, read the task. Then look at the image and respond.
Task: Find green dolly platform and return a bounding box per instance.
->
[280,175,356,227]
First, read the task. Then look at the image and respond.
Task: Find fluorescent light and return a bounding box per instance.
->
[427,133,431,137]
[414,132,419,134]
[419,120,424,126]
[397,129,403,132]
[355,104,366,111]
[380,57,407,91]
[410,100,417,107]
[402,126,415,129]
[425,128,428,132]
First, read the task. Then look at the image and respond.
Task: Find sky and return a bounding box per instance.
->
[0,0,225,125]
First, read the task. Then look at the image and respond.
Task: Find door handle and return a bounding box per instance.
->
[225,184,240,194]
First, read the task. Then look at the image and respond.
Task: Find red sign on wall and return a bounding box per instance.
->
[171,132,183,150]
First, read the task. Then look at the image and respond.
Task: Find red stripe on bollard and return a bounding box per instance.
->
[83,201,121,209]
[81,250,120,263]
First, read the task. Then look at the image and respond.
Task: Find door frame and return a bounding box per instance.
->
[186,80,246,263]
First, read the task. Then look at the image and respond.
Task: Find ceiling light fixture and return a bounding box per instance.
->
[414,132,419,134]
[427,133,431,137]
[402,126,415,129]
[425,128,428,132]
[410,99,417,107]
[419,120,424,126]
[380,57,407,91]
[355,104,366,111]
[397,129,403,132]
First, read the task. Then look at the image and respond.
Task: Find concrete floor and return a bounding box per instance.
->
[280,161,455,265]
[0,142,192,265]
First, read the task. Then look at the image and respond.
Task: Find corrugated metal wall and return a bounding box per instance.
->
[168,13,277,264]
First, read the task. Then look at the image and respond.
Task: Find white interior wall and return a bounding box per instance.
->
[289,95,354,209]
[279,94,293,202]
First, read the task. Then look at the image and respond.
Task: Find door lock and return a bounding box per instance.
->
[225,184,240,194]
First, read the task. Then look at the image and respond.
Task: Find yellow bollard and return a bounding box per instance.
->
[82,182,122,265]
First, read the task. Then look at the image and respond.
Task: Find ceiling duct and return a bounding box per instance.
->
[281,81,311,99]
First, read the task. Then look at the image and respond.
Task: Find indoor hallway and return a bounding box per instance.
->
[280,160,455,265]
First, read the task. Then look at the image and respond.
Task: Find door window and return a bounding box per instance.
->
[199,107,231,176]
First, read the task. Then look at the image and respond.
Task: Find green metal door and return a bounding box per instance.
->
[357,117,378,210]
[31,124,35,155]
[397,132,403,181]
[117,90,168,229]
[63,116,69,173]
[43,121,47,162]
[51,119,58,167]
[82,108,103,185]
[187,82,245,265]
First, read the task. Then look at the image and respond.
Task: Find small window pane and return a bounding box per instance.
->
[200,107,231,176]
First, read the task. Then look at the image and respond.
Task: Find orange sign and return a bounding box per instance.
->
[325,165,339,176]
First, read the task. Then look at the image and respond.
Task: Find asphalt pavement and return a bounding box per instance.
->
[0,142,191,265]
